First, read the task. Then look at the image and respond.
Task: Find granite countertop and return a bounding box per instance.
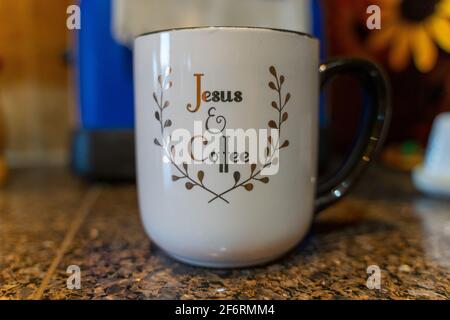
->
[0,166,449,300]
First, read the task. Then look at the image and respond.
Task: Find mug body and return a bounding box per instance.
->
[134,27,319,267]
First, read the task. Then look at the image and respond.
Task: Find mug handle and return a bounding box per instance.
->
[315,58,391,213]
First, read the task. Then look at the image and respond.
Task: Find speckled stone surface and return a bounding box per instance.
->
[0,166,449,300]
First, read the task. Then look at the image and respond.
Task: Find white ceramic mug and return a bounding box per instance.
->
[134,27,390,268]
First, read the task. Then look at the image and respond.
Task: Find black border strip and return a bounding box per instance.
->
[0,300,441,319]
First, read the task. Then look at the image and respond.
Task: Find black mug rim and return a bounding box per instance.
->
[135,26,317,41]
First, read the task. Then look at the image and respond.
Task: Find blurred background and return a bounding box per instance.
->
[0,0,74,171]
[0,0,449,184]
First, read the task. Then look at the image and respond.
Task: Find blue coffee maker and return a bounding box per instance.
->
[71,0,327,180]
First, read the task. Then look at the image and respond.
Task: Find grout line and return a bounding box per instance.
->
[29,186,103,300]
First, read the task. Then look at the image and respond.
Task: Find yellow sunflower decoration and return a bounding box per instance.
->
[368,0,450,73]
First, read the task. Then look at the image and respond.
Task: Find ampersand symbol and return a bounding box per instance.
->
[205,107,227,134]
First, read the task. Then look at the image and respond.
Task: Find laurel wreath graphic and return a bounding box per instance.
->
[152,66,291,204]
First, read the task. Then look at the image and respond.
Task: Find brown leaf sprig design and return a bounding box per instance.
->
[152,66,291,204]
[207,66,291,203]
[152,67,229,203]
